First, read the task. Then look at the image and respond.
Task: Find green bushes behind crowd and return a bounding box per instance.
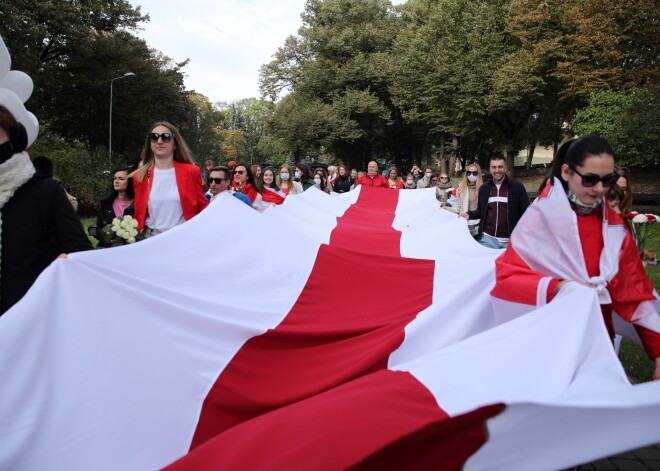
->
[28,130,125,217]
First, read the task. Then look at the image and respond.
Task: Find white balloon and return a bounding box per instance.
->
[0,71,33,103]
[0,89,40,146]
[0,36,10,79]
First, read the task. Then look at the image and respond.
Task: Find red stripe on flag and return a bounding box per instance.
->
[330,186,402,256]
[190,186,435,448]
[170,371,500,470]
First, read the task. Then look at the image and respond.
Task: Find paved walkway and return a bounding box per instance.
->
[582,443,660,470]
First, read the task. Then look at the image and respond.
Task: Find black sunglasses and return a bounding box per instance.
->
[466,171,478,176]
[207,177,228,184]
[439,176,449,179]
[149,132,174,143]
[569,165,619,188]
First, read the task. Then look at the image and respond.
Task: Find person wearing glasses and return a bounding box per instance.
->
[132,122,208,237]
[460,156,529,249]
[608,166,632,222]
[434,171,453,204]
[492,135,660,381]
[207,166,252,207]
[231,163,264,211]
[446,164,482,237]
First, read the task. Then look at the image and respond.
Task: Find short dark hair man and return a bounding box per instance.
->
[207,166,252,207]
[460,156,529,249]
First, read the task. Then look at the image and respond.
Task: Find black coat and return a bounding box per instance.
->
[332,175,353,193]
[88,191,135,247]
[0,176,93,315]
[467,177,530,239]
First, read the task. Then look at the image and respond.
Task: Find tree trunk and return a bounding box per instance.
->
[506,149,516,178]
[525,143,536,170]
[438,133,446,173]
[448,136,458,176]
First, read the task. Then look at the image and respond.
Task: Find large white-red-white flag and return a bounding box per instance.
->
[1,186,659,470]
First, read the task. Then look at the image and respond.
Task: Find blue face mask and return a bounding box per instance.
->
[295,171,301,179]
[280,173,290,181]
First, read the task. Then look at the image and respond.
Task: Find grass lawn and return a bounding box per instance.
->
[81,217,98,248]
[619,223,659,383]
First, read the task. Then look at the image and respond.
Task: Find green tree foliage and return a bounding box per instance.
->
[28,129,110,216]
[0,0,191,164]
[573,90,660,168]
[261,0,413,170]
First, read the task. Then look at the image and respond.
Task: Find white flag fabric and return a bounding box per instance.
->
[1,186,659,471]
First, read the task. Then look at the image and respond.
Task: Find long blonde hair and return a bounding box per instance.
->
[133,122,196,183]
[458,163,483,207]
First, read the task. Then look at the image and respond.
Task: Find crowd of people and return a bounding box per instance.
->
[1,114,658,381]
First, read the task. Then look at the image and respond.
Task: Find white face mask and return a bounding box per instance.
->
[280,173,290,181]
[314,178,322,185]
[425,172,432,178]
[467,174,477,183]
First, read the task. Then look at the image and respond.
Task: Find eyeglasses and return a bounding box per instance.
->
[439,176,449,180]
[233,170,245,175]
[569,165,619,188]
[207,177,228,184]
[149,132,173,143]
[466,171,478,176]
[431,179,438,183]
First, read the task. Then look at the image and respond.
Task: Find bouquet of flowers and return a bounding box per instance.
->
[100,215,144,247]
[622,211,659,252]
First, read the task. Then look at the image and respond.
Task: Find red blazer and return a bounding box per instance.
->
[133,161,209,230]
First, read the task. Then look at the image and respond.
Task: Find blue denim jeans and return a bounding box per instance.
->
[478,233,508,249]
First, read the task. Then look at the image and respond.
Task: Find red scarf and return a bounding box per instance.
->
[233,182,259,203]
[261,186,286,205]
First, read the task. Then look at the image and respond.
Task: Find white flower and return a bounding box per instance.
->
[130,219,138,228]
[129,229,138,237]
[112,218,120,226]
[111,225,119,233]
[632,214,647,224]
[127,237,136,243]
[120,220,128,229]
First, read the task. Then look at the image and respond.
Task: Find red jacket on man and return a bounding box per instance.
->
[132,161,209,230]
[354,173,389,189]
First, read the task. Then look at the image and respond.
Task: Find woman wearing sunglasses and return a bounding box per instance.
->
[445,164,482,237]
[231,163,264,211]
[492,135,660,381]
[132,122,208,236]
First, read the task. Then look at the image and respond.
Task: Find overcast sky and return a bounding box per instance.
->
[131,0,405,104]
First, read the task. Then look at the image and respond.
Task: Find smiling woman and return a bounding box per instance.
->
[131,122,208,236]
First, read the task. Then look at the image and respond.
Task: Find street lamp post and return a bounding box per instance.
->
[109,72,135,166]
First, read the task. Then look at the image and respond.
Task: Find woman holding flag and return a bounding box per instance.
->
[132,122,208,237]
[257,167,286,208]
[491,136,660,381]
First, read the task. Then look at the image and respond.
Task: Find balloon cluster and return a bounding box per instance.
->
[0,36,39,146]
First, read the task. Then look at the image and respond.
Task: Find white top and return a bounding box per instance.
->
[145,168,185,231]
